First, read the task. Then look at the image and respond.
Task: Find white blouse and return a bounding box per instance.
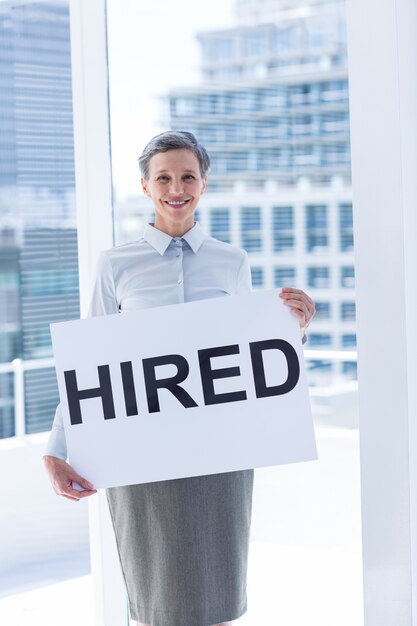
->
[45,222,252,459]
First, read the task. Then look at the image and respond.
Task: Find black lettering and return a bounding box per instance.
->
[120,361,139,416]
[142,354,198,413]
[64,365,116,425]
[250,339,300,398]
[198,344,247,405]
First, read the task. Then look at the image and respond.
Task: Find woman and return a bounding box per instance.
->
[44,130,315,626]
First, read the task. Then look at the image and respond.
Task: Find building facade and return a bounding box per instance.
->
[165,0,355,381]
[0,0,78,437]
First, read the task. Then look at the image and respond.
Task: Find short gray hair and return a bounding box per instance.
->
[138,130,211,180]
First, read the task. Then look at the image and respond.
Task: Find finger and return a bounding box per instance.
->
[62,494,81,501]
[55,485,80,500]
[279,286,315,304]
[76,489,97,498]
[72,474,95,491]
[281,287,307,295]
[287,304,309,326]
[61,485,96,499]
[281,296,315,315]
[55,478,89,499]
[282,298,308,314]
[280,290,315,308]
[282,298,314,320]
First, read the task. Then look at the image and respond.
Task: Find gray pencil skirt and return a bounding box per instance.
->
[106,469,254,626]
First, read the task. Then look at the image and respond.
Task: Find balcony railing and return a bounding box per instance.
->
[0,357,55,438]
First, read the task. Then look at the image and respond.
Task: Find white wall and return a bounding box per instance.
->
[347,0,417,623]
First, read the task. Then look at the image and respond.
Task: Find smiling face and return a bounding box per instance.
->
[141,149,207,237]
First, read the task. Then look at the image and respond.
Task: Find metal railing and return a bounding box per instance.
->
[0,357,55,438]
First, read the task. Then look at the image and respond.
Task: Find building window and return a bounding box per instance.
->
[272,26,298,53]
[207,37,236,62]
[292,115,314,136]
[315,301,331,319]
[272,206,294,253]
[308,360,333,374]
[341,301,356,321]
[241,207,262,252]
[251,267,264,289]
[274,267,296,287]
[342,334,357,348]
[172,97,195,117]
[306,204,327,228]
[290,84,314,106]
[226,121,255,143]
[242,32,268,57]
[259,148,284,171]
[321,111,349,134]
[308,333,332,347]
[306,205,328,252]
[227,152,249,172]
[260,87,288,109]
[273,233,294,253]
[342,361,357,378]
[197,125,220,145]
[294,144,317,167]
[341,266,355,288]
[319,80,349,103]
[339,203,354,251]
[322,142,350,165]
[307,20,336,50]
[210,209,230,243]
[257,119,288,141]
[230,90,258,113]
[307,266,330,288]
[0,2,80,436]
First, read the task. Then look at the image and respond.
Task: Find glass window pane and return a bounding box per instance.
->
[308,333,333,347]
[342,333,357,348]
[251,266,264,288]
[341,301,356,321]
[341,265,355,288]
[306,205,328,253]
[272,206,295,253]
[0,1,79,433]
[210,208,231,243]
[274,266,296,287]
[1,2,92,623]
[315,301,332,319]
[241,206,262,252]
[307,266,331,288]
[340,203,354,251]
[243,31,268,57]
[106,0,360,622]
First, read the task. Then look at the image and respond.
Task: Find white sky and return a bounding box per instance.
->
[107,0,236,200]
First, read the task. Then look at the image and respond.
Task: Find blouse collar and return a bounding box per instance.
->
[143,221,206,256]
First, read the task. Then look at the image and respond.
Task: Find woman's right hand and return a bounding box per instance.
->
[43,455,97,501]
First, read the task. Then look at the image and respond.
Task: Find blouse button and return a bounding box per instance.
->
[177,279,182,285]
[176,252,180,257]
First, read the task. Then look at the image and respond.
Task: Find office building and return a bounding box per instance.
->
[0,0,78,436]
[164,0,355,380]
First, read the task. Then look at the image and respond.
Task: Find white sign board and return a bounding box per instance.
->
[51,290,317,489]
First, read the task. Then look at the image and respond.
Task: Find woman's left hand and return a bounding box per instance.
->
[279,287,316,336]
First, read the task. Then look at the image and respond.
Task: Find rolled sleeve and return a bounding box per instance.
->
[44,403,67,460]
